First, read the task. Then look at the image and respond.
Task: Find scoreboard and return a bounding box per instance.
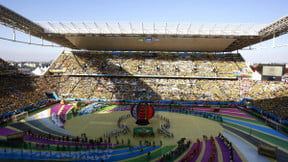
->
[262,64,285,81]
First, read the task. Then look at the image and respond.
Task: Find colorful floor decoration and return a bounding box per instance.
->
[0,103,287,161]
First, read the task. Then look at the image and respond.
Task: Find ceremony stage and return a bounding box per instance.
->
[65,111,223,146]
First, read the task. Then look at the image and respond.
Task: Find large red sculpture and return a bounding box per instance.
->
[130,103,155,125]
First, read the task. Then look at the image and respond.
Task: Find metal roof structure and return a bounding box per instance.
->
[38,21,265,36]
[1,5,287,52]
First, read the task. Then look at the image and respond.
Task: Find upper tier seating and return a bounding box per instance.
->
[48,52,251,78]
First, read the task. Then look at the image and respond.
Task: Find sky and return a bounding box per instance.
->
[0,0,288,63]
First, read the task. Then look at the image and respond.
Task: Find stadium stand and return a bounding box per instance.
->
[1,54,288,120]
[0,58,19,75]
[250,97,288,120]
[47,52,251,79]
[0,75,55,115]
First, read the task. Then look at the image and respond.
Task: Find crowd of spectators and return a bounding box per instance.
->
[0,58,19,75]
[48,52,251,78]
[251,97,288,120]
[44,76,241,101]
[41,76,288,118]
[0,75,56,115]
[244,81,288,119]
[0,58,52,115]
[1,53,288,120]
[44,76,287,99]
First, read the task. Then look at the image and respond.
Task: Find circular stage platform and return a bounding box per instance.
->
[65,111,223,146]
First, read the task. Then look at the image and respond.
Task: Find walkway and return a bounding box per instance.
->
[222,131,270,162]
[223,125,288,162]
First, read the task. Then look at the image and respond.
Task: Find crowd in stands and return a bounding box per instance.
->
[43,76,288,101]
[48,52,251,78]
[0,76,54,115]
[1,53,288,120]
[0,58,19,75]
[43,77,241,101]
[251,97,288,120]
[0,58,57,115]
[1,76,287,119]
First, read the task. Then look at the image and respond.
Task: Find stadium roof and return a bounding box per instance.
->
[1,5,288,52]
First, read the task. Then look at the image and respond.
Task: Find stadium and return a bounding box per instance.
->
[0,4,288,161]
